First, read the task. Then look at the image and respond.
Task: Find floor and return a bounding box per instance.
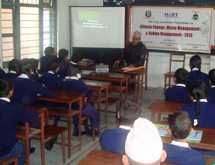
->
[29,87,166,165]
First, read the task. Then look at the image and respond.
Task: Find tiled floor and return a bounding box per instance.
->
[29,87,165,165]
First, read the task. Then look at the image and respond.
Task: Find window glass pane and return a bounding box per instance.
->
[1,9,13,34]
[2,37,14,62]
[20,0,39,4]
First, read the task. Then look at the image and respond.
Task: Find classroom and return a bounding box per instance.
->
[1,0,215,165]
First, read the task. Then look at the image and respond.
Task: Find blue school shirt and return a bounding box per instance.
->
[40,55,57,74]
[209,86,215,104]
[62,78,92,110]
[163,141,206,165]
[11,74,55,106]
[180,99,215,129]
[100,126,131,155]
[0,68,5,78]
[40,71,63,90]
[165,84,191,103]
[57,60,71,78]
[0,98,38,157]
[186,68,209,87]
[5,71,18,79]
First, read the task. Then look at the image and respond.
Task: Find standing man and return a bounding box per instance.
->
[114,31,147,68]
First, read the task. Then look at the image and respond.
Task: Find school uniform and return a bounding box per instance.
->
[11,74,55,106]
[0,98,38,165]
[165,84,192,103]
[40,55,57,74]
[31,73,39,83]
[5,71,18,79]
[209,85,215,104]
[186,68,209,87]
[0,68,5,78]
[163,141,206,165]
[62,77,100,133]
[57,60,71,78]
[100,126,131,155]
[180,99,215,129]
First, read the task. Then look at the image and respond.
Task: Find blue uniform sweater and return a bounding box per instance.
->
[0,99,38,156]
[40,73,63,90]
[165,85,191,103]
[57,60,71,78]
[11,77,54,105]
[163,143,206,165]
[186,70,209,87]
[209,87,215,104]
[100,127,130,155]
[31,74,39,83]
[4,73,18,79]
[40,55,57,74]
[0,68,5,78]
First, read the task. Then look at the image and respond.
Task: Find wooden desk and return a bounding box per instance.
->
[148,100,187,122]
[82,79,111,131]
[79,149,215,165]
[37,90,85,158]
[82,72,130,104]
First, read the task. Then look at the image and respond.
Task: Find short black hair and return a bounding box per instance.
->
[67,65,81,77]
[174,68,189,84]
[209,69,215,85]
[190,55,201,69]
[169,111,192,139]
[44,47,55,56]
[58,49,69,60]
[47,59,60,74]
[0,78,13,97]
[119,100,141,125]
[8,59,20,74]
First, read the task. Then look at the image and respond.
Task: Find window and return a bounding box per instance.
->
[1,0,57,68]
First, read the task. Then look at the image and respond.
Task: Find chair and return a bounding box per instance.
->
[164,53,186,94]
[0,154,21,165]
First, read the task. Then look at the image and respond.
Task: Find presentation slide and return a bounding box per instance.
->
[70,7,125,48]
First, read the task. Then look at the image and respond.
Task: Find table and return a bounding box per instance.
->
[82,71,130,104]
[82,79,111,131]
[148,100,187,122]
[78,149,215,165]
[37,90,85,158]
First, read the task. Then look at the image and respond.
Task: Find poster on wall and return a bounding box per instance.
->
[131,7,213,53]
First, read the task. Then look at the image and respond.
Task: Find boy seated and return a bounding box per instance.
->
[163,111,206,165]
[100,100,141,155]
[208,69,215,104]
[122,118,166,165]
[0,78,38,165]
[165,68,191,103]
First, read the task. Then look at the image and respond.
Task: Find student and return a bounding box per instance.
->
[180,80,215,128]
[62,65,100,136]
[29,58,39,82]
[186,55,209,87]
[57,49,71,78]
[100,100,141,154]
[0,67,5,78]
[208,69,215,104]
[122,118,166,165]
[0,78,38,165]
[40,47,57,74]
[10,59,55,106]
[165,68,191,103]
[5,59,20,79]
[163,111,206,165]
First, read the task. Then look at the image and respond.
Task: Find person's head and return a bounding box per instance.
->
[0,78,13,98]
[8,59,20,74]
[44,47,57,56]
[29,58,39,76]
[168,111,193,141]
[122,118,166,165]
[67,65,81,79]
[174,68,189,84]
[59,49,69,61]
[208,69,215,86]
[118,100,141,126]
[20,59,32,77]
[189,55,201,70]
[47,59,60,74]
[132,31,142,46]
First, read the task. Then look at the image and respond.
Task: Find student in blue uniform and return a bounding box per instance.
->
[163,111,206,165]
[180,80,215,129]
[100,100,140,154]
[10,59,55,106]
[0,78,38,165]
[29,58,39,82]
[0,67,5,78]
[5,59,20,79]
[208,69,215,104]
[165,68,191,103]
[40,47,57,74]
[186,55,209,87]
[62,65,100,136]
